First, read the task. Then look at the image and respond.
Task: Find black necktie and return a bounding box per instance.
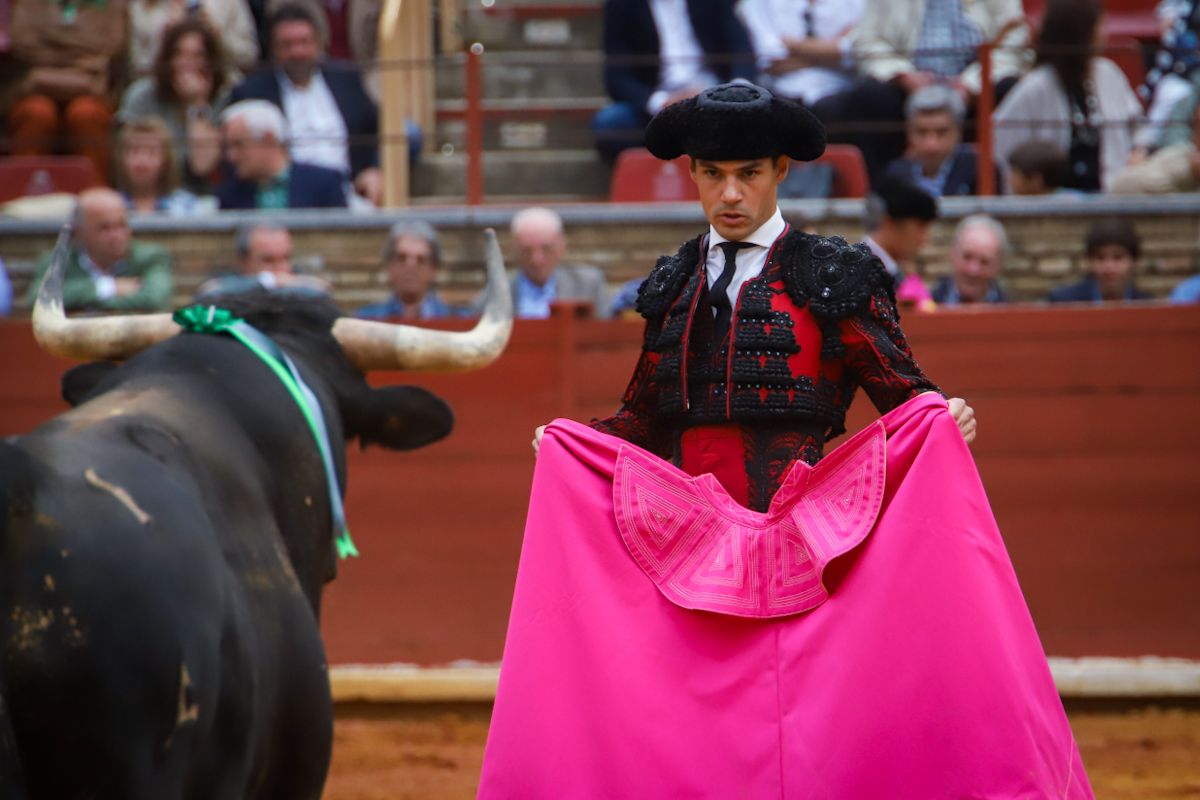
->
[709,241,752,343]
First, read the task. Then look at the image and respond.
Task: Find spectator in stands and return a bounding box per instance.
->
[0,259,12,317]
[1049,218,1151,303]
[119,19,234,193]
[1169,272,1200,303]
[508,207,612,319]
[196,223,330,298]
[1005,139,1071,194]
[127,0,258,78]
[262,0,384,100]
[594,0,757,162]
[232,2,395,207]
[1111,100,1200,194]
[216,99,348,209]
[355,221,464,319]
[114,117,216,215]
[863,179,937,310]
[882,84,990,197]
[815,0,1030,183]
[1133,0,1199,154]
[1157,77,1200,150]
[736,0,863,108]
[932,214,1009,305]
[25,188,173,312]
[4,0,129,181]
[993,0,1143,193]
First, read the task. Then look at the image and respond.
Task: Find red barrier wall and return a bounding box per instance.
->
[2,305,1198,664]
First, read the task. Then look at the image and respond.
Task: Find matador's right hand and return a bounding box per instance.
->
[532,425,547,456]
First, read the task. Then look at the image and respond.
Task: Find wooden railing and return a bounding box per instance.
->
[378,0,439,206]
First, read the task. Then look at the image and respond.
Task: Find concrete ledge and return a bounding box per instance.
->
[331,663,500,703]
[4,193,1200,235]
[331,657,1200,704]
[1049,657,1200,698]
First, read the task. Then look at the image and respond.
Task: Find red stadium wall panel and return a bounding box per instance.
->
[1,305,1197,665]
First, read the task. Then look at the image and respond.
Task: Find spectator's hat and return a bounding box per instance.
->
[874,178,939,221]
[644,82,825,162]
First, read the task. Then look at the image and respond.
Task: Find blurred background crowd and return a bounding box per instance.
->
[0,0,1198,318]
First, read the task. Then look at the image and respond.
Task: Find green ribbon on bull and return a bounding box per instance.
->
[172,304,359,559]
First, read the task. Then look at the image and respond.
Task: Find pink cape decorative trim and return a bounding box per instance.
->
[480,394,1094,799]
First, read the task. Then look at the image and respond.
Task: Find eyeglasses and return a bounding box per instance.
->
[388,252,432,265]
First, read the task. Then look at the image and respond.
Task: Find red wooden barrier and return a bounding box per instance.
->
[2,304,1198,664]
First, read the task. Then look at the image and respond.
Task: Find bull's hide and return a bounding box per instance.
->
[479,393,1094,799]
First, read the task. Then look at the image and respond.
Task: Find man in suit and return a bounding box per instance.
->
[509,207,612,319]
[882,85,992,197]
[231,2,393,206]
[594,0,757,161]
[1049,218,1152,303]
[26,188,173,312]
[931,214,1009,305]
[216,100,348,210]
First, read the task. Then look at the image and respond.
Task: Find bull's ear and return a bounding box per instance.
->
[61,362,119,407]
[352,385,454,451]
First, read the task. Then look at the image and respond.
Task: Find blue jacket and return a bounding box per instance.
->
[216,161,348,210]
[1048,276,1152,303]
[602,0,756,113]
[231,62,379,179]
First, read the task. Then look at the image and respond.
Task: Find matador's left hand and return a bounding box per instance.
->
[947,397,976,445]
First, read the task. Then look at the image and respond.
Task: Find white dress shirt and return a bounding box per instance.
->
[647,0,719,114]
[79,250,117,299]
[279,70,351,176]
[706,207,787,314]
[737,0,863,105]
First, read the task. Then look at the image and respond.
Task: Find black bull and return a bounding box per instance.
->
[0,233,512,798]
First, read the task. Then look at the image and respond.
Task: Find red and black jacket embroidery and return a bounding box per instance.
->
[592,229,940,508]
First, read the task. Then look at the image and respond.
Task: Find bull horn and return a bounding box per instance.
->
[332,228,513,372]
[32,225,178,361]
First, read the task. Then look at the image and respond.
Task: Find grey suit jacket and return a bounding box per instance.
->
[510,264,613,319]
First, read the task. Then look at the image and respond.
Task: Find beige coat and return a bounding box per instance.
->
[7,0,129,102]
[1109,143,1198,195]
[852,0,1031,94]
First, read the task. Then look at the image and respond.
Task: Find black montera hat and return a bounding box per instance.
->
[873,178,939,222]
[644,82,826,163]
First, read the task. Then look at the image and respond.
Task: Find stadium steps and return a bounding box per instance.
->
[414,0,609,203]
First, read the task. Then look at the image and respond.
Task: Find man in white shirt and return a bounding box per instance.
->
[594,0,757,161]
[736,0,864,107]
[231,3,395,206]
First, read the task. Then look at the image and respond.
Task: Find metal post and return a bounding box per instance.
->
[977,41,996,197]
[466,43,485,205]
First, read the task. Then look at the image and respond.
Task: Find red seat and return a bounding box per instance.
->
[0,156,102,204]
[609,149,699,203]
[811,144,870,198]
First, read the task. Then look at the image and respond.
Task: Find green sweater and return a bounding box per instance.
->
[26,240,173,312]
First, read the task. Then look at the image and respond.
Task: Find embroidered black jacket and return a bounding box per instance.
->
[591,228,941,510]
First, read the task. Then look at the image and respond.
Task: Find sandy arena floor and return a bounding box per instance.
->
[325,703,1200,800]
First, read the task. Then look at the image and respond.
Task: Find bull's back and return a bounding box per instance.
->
[1,417,330,799]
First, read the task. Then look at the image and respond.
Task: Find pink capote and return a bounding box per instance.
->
[479,394,1093,799]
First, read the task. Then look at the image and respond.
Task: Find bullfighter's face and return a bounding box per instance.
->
[690,157,787,242]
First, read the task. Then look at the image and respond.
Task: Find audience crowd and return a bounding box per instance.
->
[1,0,1198,314]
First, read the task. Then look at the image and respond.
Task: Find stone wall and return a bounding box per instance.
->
[2,194,1197,312]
